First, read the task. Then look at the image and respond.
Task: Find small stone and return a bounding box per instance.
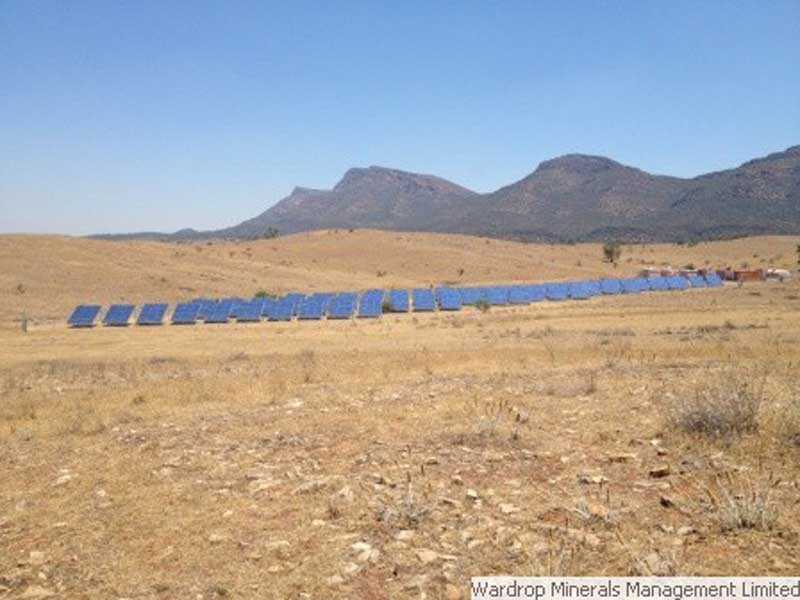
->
[416,548,440,564]
[498,503,519,515]
[395,530,415,541]
[326,575,345,586]
[578,473,608,485]
[208,533,226,544]
[466,489,479,500]
[607,452,637,463]
[659,495,675,508]
[677,526,695,536]
[342,562,360,576]
[451,475,464,486]
[424,457,439,466]
[20,586,55,599]
[649,465,671,478]
[586,502,609,520]
[53,474,72,487]
[28,551,46,566]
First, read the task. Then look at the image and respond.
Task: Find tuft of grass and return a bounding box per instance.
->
[476,299,491,313]
[711,475,779,532]
[664,372,764,438]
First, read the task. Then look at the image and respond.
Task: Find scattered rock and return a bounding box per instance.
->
[293,479,327,495]
[395,530,415,542]
[53,474,72,487]
[642,551,673,576]
[498,503,519,515]
[326,575,345,586]
[677,526,695,536]
[649,465,671,479]
[416,548,440,565]
[20,586,55,599]
[578,473,608,485]
[208,533,226,544]
[466,489,479,501]
[659,495,675,508]
[607,452,637,463]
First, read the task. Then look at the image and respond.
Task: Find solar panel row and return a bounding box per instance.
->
[69,272,727,327]
[358,289,383,318]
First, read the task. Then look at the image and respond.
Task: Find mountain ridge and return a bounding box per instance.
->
[92,145,800,242]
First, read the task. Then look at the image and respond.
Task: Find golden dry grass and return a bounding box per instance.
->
[0,232,799,599]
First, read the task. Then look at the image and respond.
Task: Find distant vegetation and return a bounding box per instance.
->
[602,241,622,265]
[261,227,280,240]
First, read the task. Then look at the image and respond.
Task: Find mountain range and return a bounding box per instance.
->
[94,145,800,242]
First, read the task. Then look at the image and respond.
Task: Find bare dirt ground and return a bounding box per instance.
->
[1,232,799,600]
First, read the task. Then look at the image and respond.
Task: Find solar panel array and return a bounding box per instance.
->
[388,289,409,312]
[358,289,383,318]
[412,288,436,312]
[67,272,728,328]
[137,303,168,325]
[68,304,101,327]
[328,292,357,319]
[436,287,462,311]
[103,304,134,326]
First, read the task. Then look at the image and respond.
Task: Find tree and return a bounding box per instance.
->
[262,227,280,239]
[796,243,800,268]
[602,241,622,265]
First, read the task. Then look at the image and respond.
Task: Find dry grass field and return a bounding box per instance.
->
[1,231,799,599]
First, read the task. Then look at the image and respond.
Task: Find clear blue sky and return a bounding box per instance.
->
[1,1,799,235]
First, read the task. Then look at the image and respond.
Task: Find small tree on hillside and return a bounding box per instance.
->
[262,227,280,240]
[796,243,800,269]
[602,241,622,266]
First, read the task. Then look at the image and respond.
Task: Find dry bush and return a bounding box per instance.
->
[777,392,800,446]
[664,372,765,438]
[709,474,779,532]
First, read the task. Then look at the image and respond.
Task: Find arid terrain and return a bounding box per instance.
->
[1,231,799,600]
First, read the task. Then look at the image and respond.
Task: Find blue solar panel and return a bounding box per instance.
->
[457,287,485,305]
[666,275,688,290]
[260,297,277,317]
[508,285,532,304]
[704,272,723,287]
[436,287,462,311]
[388,289,409,312]
[358,289,383,318]
[648,276,669,291]
[103,304,134,326]
[228,298,250,319]
[328,292,357,319]
[485,286,509,305]
[68,304,101,327]
[545,283,569,301]
[172,302,200,324]
[235,300,263,322]
[205,301,231,323]
[529,284,547,302]
[137,303,167,325]
[298,293,332,320]
[195,299,218,320]
[269,294,303,321]
[600,279,623,294]
[619,278,641,294]
[413,288,436,311]
[568,281,592,300]
[687,274,707,288]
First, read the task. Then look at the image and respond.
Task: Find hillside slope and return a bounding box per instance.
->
[93,146,800,242]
